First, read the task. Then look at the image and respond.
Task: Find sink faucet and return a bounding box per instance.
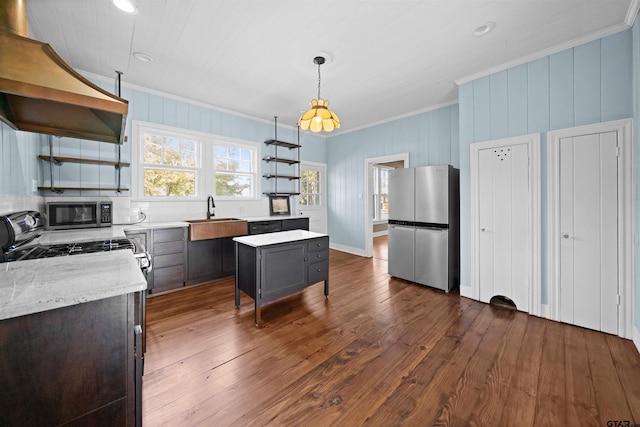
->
[207,195,216,219]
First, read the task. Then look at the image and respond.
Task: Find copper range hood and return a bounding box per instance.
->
[0,0,128,144]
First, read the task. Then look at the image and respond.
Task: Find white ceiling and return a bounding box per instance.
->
[25,0,636,134]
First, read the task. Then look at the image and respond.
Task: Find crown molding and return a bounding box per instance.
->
[625,0,639,26]
[328,99,459,138]
[77,70,302,132]
[455,23,631,86]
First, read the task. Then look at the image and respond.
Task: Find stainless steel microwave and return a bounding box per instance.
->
[46,201,112,230]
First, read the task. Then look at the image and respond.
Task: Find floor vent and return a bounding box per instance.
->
[490,295,517,311]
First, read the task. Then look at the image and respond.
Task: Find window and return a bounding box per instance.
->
[300,168,321,207]
[372,165,390,221]
[134,121,259,200]
[214,141,257,198]
[141,130,198,197]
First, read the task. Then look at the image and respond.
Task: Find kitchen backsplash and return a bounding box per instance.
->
[0,194,282,223]
[0,195,44,215]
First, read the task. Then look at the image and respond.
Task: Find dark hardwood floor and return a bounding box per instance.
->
[143,236,640,426]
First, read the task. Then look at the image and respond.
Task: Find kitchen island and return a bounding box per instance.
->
[234,230,329,324]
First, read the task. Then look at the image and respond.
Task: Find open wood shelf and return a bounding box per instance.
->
[264,139,301,149]
[262,156,300,165]
[38,186,129,192]
[263,174,300,180]
[38,155,130,167]
[263,192,300,196]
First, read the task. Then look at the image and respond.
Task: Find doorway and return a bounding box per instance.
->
[470,134,541,315]
[547,119,633,338]
[363,153,409,258]
[298,161,327,233]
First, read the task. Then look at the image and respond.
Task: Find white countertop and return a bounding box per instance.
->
[233,230,327,248]
[0,217,312,320]
[0,250,147,320]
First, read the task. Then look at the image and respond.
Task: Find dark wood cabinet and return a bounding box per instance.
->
[149,227,187,294]
[235,234,329,324]
[187,237,236,285]
[0,294,139,426]
[280,217,310,231]
[247,217,309,235]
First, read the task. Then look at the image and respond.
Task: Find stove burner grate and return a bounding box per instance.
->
[4,238,137,261]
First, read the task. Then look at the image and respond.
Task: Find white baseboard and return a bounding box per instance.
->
[539,303,550,319]
[459,285,473,299]
[633,324,640,355]
[372,230,388,238]
[329,242,367,257]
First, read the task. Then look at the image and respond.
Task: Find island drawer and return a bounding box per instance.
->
[308,260,329,285]
[308,250,328,264]
[308,237,329,252]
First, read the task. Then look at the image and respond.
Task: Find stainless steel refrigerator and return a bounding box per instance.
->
[387,165,459,292]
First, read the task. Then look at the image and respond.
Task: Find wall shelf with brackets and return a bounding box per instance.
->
[38,155,130,168]
[262,117,301,196]
[37,136,129,194]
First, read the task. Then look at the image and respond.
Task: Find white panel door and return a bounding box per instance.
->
[477,143,530,310]
[559,132,618,334]
[298,163,327,233]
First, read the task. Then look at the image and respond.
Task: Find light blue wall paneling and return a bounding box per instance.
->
[0,122,41,197]
[458,29,634,310]
[507,65,528,136]
[30,84,326,198]
[490,71,509,139]
[473,77,491,142]
[603,30,634,123]
[528,57,550,133]
[549,49,574,130]
[574,40,602,126]
[326,104,459,251]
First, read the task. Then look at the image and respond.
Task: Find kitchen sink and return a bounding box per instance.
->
[187,218,248,240]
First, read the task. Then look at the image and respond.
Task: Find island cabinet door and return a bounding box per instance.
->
[259,241,307,304]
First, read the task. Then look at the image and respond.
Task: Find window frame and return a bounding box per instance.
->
[299,165,323,209]
[212,138,260,201]
[132,120,261,202]
[371,164,392,222]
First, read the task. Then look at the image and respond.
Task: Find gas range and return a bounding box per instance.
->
[4,238,152,271]
[0,211,151,271]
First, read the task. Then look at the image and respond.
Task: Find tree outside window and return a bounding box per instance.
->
[300,169,321,206]
[214,143,256,198]
[142,133,198,197]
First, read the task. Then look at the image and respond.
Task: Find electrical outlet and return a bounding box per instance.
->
[32,180,38,193]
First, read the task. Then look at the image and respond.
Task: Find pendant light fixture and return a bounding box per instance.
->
[298,56,340,133]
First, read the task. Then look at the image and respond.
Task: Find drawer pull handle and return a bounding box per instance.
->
[317,254,321,258]
[317,268,321,272]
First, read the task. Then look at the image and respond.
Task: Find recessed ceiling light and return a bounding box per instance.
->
[473,22,495,37]
[113,0,138,15]
[133,52,153,62]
